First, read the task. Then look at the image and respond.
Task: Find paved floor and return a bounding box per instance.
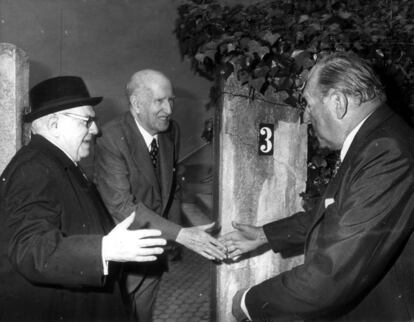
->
[154,248,212,322]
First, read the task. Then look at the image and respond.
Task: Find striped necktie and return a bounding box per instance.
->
[149,138,158,168]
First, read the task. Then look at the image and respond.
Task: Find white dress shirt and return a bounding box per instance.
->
[134,118,158,151]
[340,113,372,162]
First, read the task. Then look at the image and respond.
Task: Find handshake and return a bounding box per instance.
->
[174,220,267,262]
[103,212,266,263]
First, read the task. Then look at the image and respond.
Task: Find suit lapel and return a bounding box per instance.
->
[304,104,394,251]
[339,104,393,174]
[304,174,341,252]
[122,113,161,195]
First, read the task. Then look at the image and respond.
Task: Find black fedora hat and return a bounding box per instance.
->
[24,76,103,122]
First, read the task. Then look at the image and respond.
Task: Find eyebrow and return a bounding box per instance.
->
[157,95,175,98]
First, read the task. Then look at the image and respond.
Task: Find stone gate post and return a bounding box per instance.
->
[0,43,30,173]
[213,75,307,321]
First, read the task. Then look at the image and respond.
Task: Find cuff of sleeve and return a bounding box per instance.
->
[101,237,109,275]
[241,288,252,321]
[263,215,301,253]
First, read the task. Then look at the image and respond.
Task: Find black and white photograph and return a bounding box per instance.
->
[0,0,413,321]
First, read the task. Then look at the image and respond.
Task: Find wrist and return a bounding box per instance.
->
[258,227,268,245]
[175,228,185,244]
[101,236,109,275]
[101,235,110,261]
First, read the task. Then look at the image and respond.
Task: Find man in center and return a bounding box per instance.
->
[94,69,226,321]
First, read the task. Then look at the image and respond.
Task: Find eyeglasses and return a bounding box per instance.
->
[61,113,97,129]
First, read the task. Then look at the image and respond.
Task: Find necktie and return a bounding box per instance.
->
[149,138,158,168]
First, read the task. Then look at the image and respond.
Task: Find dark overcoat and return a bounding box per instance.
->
[0,135,128,322]
[246,105,414,321]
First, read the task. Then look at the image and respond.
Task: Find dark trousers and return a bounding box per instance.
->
[125,272,162,322]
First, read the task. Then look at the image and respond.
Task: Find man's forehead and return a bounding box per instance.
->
[149,81,173,96]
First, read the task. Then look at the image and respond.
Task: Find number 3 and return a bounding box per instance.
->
[260,127,273,154]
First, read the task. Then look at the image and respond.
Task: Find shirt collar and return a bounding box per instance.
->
[340,113,372,161]
[134,118,158,151]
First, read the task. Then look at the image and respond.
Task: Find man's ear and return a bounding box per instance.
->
[130,95,139,113]
[46,114,60,138]
[47,114,59,130]
[332,90,348,120]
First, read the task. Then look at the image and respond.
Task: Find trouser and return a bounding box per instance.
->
[126,273,162,322]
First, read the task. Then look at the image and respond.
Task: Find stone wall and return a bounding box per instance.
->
[214,75,307,321]
[0,43,29,174]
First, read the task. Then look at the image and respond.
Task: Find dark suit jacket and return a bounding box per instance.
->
[245,105,414,321]
[94,112,181,289]
[0,135,128,322]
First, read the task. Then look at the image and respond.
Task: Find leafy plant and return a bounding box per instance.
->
[175,0,414,208]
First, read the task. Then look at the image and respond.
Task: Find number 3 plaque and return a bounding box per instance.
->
[258,123,274,156]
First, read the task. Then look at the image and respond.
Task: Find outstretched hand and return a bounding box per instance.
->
[176,222,227,261]
[219,221,267,259]
[102,212,167,262]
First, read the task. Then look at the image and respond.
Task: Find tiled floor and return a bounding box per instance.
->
[154,248,212,322]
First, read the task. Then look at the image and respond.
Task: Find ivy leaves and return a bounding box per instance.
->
[175,0,414,110]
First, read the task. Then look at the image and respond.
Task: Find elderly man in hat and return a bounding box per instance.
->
[0,76,167,322]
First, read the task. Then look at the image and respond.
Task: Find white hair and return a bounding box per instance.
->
[126,69,170,106]
[31,114,53,135]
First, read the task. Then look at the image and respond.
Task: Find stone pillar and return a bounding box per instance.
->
[213,75,307,321]
[0,43,30,174]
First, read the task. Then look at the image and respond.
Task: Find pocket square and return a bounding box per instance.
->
[325,198,335,208]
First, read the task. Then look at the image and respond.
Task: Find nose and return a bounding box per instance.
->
[88,120,99,135]
[163,99,173,115]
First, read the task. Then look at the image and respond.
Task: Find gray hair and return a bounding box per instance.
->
[313,52,385,104]
[31,114,53,135]
[126,69,169,106]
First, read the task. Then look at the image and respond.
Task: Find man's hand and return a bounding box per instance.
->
[102,212,166,262]
[219,221,267,259]
[232,288,250,321]
[176,222,227,261]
